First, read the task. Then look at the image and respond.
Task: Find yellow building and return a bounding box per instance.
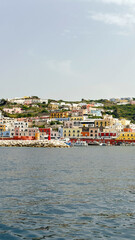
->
[50,112,69,118]
[0,124,6,132]
[23,96,30,99]
[63,128,82,138]
[119,99,129,104]
[95,119,113,128]
[116,132,135,141]
[70,116,83,121]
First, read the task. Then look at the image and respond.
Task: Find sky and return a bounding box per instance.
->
[1,0,135,100]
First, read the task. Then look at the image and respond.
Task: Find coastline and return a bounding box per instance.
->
[0,140,70,148]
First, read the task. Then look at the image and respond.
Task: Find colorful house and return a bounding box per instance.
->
[99,132,117,139]
[63,128,82,138]
[48,103,59,110]
[116,132,135,141]
[81,127,99,138]
[50,112,69,119]
[3,107,22,114]
[70,116,83,121]
[39,128,51,139]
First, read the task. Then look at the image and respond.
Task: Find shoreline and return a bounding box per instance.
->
[0,140,70,148]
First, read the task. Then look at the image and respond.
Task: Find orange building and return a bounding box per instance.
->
[81,127,89,137]
[81,127,99,138]
[123,128,132,132]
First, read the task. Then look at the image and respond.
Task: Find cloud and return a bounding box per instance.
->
[90,12,135,27]
[79,0,135,5]
[100,0,135,6]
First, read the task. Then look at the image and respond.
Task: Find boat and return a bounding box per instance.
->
[99,143,107,146]
[88,141,100,146]
[72,140,88,147]
[60,138,71,146]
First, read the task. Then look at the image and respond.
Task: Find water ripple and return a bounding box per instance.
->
[0,147,135,239]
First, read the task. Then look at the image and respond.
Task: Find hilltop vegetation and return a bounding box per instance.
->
[0,100,49,118]
[0,97,135,123]
[104,105,135,123]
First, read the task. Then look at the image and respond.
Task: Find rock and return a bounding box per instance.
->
[0,140,70,148]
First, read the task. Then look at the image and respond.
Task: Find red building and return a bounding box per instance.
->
[98,132,116,138]
[39,128,51,139]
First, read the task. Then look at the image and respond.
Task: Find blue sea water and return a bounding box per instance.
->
[0,146,135,239]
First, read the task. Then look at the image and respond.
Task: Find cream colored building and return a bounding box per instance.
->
[70,116,84,121]
[48,102,59,110]
[63,128,82,138]
[120,119,130,126]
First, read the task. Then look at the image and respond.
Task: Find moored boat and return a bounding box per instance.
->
[72,140,88,147]
[88,141,100,146]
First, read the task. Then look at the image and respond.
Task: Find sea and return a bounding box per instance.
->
[0,146,135,240]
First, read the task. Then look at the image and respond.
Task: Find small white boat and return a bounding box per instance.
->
[72,140,88,147]
[88,141,100,146]
[60,138,71,146]
[99,143,107,146]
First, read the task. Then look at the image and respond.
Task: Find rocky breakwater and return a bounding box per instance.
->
[0,140,70,148]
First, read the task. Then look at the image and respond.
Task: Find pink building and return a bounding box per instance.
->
[3,108,22,114]
[13,127,39,137]
[130,101,135,105]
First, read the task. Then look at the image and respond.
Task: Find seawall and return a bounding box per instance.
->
[0,140,69,148]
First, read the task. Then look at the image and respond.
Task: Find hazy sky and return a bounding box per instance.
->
[1,0,135,100]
